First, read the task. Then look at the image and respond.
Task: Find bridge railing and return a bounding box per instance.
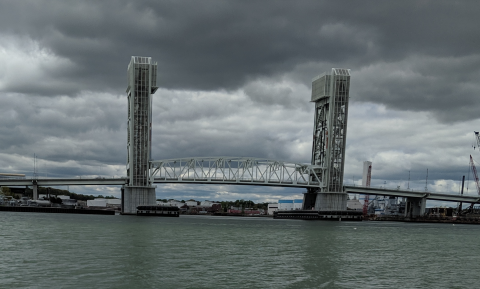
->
[150,157,324,188]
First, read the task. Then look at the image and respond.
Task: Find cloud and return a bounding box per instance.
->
[354,55,480,122]
[0,35,78,96]
[1,0,480,202]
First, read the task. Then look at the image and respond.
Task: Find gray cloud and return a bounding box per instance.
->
[1,0,480,201]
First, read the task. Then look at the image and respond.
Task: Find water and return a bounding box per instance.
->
[1,212,479,288]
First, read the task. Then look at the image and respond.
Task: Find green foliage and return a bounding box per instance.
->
[1,187,12,196]
[49,196,63,204]
[218,199,267,212]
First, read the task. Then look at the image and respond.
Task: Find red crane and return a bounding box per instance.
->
[363,164,372,216]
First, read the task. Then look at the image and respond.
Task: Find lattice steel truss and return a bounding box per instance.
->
[126,56,158,186]
[310,68,350,192]
[149,157,323,188]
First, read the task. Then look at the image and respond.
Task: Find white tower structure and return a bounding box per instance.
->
[122,56,158,214]
[303,68,351,211]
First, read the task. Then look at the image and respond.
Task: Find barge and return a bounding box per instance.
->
[274,210,363,221]
[136,205,180,217]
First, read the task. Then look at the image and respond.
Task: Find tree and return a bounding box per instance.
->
[1,187,13,197]
[49,196,63,204]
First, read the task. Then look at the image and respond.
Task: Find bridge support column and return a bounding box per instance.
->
[122,186,156,215]
[302,190,317,210]
[314,192,348,211]
[405,197,426,218]
[32,181,38,201]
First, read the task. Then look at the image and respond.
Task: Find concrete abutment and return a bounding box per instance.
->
[121,186,156,215]
[405,197,426,218]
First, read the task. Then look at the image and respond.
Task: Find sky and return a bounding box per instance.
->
[1,0,480,204]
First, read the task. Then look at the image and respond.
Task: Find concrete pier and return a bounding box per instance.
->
[121,186,156,215]
[405,197,426,218]
[314,192,348,211]
[32,181,38,200]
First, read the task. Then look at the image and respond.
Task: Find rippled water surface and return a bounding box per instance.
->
[1,212,479,288]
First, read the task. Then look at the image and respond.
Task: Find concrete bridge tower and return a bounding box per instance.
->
[122,56,158,214]
[303,68,351,211]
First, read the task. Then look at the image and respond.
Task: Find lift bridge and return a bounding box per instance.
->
[1,56,478,216]
[149,157,322,188]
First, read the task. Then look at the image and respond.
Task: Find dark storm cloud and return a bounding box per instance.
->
[354,55,480,122]
[1,1,478,102]
[0,93,126,165]
[149,89,312,162]
[1,0,480,200]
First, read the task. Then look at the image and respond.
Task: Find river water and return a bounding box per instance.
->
[1,212,479,288]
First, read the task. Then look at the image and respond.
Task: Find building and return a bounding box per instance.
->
[87,199,107,207]
[267,203,278,215]
[62,199,77,207]
[106,199,121,208]
[201,200,220,207]
[156,200,184,208]
[185,200,198,207]
[347,196,363,211]
[122,56,158,214]
[278,199,303,211]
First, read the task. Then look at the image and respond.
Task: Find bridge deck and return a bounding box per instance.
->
[344,185,480,203]
[152,178,320,188]
[1,179,478,204]
[0,178,127,186]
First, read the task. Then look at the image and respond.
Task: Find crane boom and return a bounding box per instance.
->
[474,131,480,150]
[470,155,480,196]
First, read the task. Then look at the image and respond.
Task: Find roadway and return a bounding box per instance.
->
[344,185,480,203]
[0,178,127,186]
[1,178,478,204]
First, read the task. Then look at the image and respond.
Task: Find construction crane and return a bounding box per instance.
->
[473,131,480,150]
[363,164,372,216]
[467,155,480,212]
[469,155,480,194]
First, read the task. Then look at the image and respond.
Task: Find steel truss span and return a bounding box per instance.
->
[150,157,323,188]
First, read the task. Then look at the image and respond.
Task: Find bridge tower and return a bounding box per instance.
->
[122,56,159,214]
[303,68,351,211]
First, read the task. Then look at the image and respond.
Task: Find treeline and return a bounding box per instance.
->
[219,199,269,211]
[155,198,269,211]
[24,187,117,201]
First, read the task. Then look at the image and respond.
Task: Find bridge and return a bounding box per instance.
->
[150,157,322,188]
[1,56,476,216]
[344,185,480,204]
[0,178,127,187]
[2,171,476,202]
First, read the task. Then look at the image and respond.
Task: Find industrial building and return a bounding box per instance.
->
[267,203,278,215]
[278,199,303,211]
